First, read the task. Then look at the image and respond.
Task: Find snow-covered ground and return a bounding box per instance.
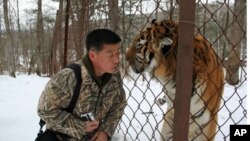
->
[0,75,49,141]
[0,73,247,141]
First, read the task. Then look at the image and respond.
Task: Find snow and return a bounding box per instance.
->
[0,75,49,141]
[0,73,247,141]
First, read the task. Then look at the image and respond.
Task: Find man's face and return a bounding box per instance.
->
[89,43,120,76]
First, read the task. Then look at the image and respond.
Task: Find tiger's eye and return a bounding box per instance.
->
[136,43,142,49]
[141,35,145,40]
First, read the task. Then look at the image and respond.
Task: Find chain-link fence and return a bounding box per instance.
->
[111,0,247,141]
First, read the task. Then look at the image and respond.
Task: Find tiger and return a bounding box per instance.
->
[125,19,224,141]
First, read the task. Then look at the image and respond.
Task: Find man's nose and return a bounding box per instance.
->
[114,54,119,64]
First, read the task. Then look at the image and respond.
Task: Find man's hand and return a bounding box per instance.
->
[90,131,108,141]
[85,120,99,133]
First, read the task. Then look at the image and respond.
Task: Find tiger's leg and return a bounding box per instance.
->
[160,108,174,141]
[188,109,217,141]
[198,114,218,141]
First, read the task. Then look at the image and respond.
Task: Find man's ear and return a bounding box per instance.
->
[88,50,96,61]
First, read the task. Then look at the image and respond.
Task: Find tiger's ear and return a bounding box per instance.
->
[162,20,177,33]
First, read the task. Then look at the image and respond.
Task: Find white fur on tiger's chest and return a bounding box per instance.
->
[159,76,208,116]
[159,76,176,106]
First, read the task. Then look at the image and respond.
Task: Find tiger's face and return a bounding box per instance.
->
[126,19,178,74]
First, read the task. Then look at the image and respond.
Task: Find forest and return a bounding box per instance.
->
[0,0,246,85]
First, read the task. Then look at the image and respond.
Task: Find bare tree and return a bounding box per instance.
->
[3,0,16,77]
[16,0,26,67]
[225,0,246,85]
[71,0,90,60]
[34,0,45,76]
[50,0,64,75]
[63,0,70,67]
[221,0,230,61]
[108,0,120,32]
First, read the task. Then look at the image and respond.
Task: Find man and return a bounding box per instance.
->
[37,29,127,141]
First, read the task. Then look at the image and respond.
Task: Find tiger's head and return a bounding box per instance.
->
[126,19,178,75]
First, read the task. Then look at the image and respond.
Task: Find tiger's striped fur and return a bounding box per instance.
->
[126,19,224,141]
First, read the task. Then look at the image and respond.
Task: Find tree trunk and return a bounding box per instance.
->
[70,0,87,60]
[225,0,246,85]
[16,0,26,67]
[64,0,71,67]
[222,0,230,62]
[108,0,120,32]
[76,0,89,59]
[3,0,16,77]
[50,0,64,75]
[32,0,45,76]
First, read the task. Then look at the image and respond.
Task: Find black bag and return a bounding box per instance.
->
[35,63,82,141]
[35,130,60,141]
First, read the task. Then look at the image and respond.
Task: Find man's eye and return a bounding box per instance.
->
[107,53,114,57]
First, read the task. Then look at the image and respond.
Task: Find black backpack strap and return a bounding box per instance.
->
[37,63,82,135]
[64,63,82,113]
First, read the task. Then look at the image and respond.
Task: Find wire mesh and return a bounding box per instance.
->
[113,0,246,141]
[66,0,247,140]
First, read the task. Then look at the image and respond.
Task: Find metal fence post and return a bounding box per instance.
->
[172,1,196,141]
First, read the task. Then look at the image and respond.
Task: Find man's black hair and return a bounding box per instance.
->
[86,29,121,52]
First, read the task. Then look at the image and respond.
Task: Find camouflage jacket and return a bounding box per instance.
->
[37,57,127,141]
